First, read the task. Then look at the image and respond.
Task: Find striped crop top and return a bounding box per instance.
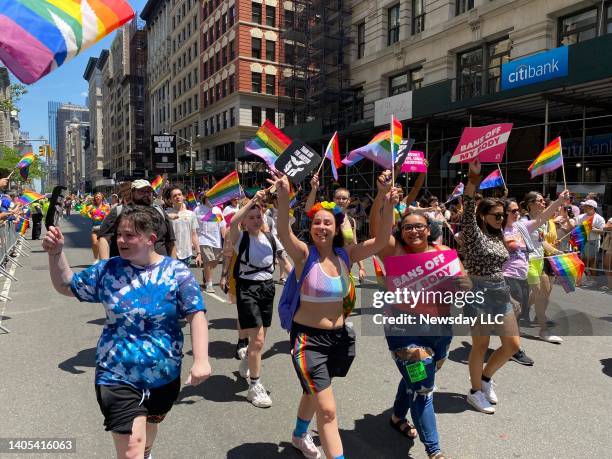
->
[301,258,350,303]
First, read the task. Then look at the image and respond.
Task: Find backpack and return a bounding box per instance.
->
[232,230,277,282]
[278,245,355,331]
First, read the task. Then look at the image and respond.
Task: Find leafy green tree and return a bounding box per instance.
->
[0,145,44,184]
[0,83,27,113]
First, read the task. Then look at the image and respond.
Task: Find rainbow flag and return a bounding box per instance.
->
[288,185,298,207]
[200,209,222,222]
[18,189,45,205]
[151,175,164,193]
[390,116,402,166]
[16,152,35,169]
[547,253,585,293]
[342,129,397,169]
[15,217,29,236]
[569,215,593,251]
[244,120,292,171]
[186,192,197,210]
[479,169,504,190]
[528,137,563,178]
[206,171,241,206]
[373,257,386,288]
[325,131,342,181]
[0,1,135,84]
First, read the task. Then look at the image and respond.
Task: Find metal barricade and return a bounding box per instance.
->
[0,220,30,334]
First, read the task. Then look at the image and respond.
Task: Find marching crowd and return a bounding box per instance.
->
[32,168,612,459]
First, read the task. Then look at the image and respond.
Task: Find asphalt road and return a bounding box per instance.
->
[1,216,611,459]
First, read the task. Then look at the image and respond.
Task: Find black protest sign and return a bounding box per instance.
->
[274,140,322,184]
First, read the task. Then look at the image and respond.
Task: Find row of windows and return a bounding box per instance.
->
[252,3,277,27]
[203,108,236,136]
[252,72,275,95]
[252,106,275,126]
[173,68,198,100]
[252,38,276,60]
[389,67,423,96]
[173,94,200,122]
[559,2,612,45]
[172,13,198,53]
[203,75,236,108]
[202,6,235,51]
[175,122,199,144]
[172,41,198,76]
[202,0,232,21]
[203,40,235,80]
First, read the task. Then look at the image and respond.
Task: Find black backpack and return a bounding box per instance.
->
[233,230,277,281]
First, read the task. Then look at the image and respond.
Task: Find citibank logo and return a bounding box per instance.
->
[501,46,568,90]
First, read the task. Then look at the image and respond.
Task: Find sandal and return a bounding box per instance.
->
[429,453,448,459]
[389,417,417,439]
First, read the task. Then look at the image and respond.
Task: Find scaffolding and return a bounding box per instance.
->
[279,0,353,134]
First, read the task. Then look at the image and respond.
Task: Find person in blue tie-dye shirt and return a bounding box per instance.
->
[43,205,211,459]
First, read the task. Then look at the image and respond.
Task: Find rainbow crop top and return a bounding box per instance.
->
[300,258,350,303]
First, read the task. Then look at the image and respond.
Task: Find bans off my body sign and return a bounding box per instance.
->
[449,123,513,164]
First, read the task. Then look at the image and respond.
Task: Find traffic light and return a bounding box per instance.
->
[39,146,45,156]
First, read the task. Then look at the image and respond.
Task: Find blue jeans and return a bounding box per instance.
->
[391,335,451,456]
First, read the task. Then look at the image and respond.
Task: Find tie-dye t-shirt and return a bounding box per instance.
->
[70,256,206,389]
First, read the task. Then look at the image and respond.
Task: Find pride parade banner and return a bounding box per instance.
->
[450,123,513,164]
[401,151,427,173]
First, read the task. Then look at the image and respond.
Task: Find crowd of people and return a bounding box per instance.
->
[33,170,612,459]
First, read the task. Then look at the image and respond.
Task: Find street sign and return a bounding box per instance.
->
[152,135,177,173]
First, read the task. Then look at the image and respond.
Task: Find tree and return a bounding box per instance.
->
[0,83,27,113]
[0,146,44,183]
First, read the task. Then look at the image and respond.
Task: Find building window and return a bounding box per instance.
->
[230,107,235,126]
[458,47,483,100]
[222,46,228,65]
[388,4,400,45]
[229,74,235,93]
[266,5,276,27]
[252,72,262,92]
[222,13,227,33]
[357,22,365,59]
[559,8,598,45]
[252,37,262,59]
[266,108,275,123]
[229,40,235,60]
[223,111,227,129]
[412,0,425,35]
[389,67,423,96]
[252,106,262,126]
[266,40,275,60]
[222,79,227,97]
[229,6,235,26]
[486,37,511,95]
[456,0,474,16]
[266,74,275,94]
[216,114,221,132]
[252,2,262,24]
[285,43,295,63]
[284,9,294,29]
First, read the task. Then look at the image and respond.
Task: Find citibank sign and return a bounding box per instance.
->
[501,46,568,91]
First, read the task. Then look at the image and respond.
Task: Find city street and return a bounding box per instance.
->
[1,216,611,458]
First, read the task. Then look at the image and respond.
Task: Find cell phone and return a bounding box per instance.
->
[45,185,67,230]
[222,284,229,294]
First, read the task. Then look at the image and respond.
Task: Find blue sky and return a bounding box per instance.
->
[12,0,148,141]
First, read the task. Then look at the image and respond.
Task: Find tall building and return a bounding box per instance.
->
[199,0,285,179]
[0,66,21,150]
[83,57,106,190]
[170,0,201,175]
[99,20,149,183]
[65,117,90,192]
[55,103,89,185]
[141,0,172,140]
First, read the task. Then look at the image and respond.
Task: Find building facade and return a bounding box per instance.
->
[83,57,106,190]
[0,67,21,150]
[55,103,89,185]
[64,118,90,192]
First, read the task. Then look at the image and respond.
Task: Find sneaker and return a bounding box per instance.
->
[291,432,321,459]
[511,349,534,366]
[600,285,610,291]
[239,354,250,379]
[236,343,248,361]
[247,382,272,408]
[539,331,563,344]
[205,285,215,293]
[466,390,495,414]
[481,379,498,404]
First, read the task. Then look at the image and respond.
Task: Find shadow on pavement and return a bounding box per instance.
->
[341,409,411,458]
[227,442,300,458]
[87,318,106,326]
[206,340,236,360]
[601,358,612,377]
[208,317,238,331]
[434,391,470,414]
[176,374,248,404]
[58,347,96,374]
[261,340,290,359]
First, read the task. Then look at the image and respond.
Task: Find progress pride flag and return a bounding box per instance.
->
[449,123,513,164]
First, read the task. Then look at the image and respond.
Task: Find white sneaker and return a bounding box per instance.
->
[539,331,563,344]
[291,432,321,459]
[247,382,272,408]
[237,346,248,361]
[205,285,215,293]
[481,379,498,404]
[467,390,495,414]
[239,354,250,379]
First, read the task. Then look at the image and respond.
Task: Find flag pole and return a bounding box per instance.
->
[391,115,395,186]
[496,164,506,190]
[560,138,568,191]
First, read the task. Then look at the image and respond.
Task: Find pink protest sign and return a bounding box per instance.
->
[401,151,428,173]
[449,123,513,164]
[384,250,462,292]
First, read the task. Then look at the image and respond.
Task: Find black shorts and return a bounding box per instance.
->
[95,377,181,434]
[236,278,275,329]
[290,322,356,394]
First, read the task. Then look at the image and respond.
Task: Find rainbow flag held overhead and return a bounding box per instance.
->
[569,215,593,251]
[528,137,564,178]
[479,169,505,190]
[390,116,403,166]
[325,132,343,181]
[151,175,164,193]
[244,120,292,171]
[18,189,45,205]
[206,171,241,206]
[15,217,29,236]
[16,152,35,169]
[342,128,399,170]
[547,252,585,293]
[0,0,135,84]
[186,192,197,210]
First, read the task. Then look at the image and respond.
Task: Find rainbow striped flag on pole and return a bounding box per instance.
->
[0,0,135,84]
[569,215,593,251]
[151,175,164,193]
[15,217,29,236]
[547,252,585,293]
[18,189,45,205]
[205,171,241,206]
[342,122,402,170]
[528,137,564,178]
[324,132,342,181]
[244,120,292,171]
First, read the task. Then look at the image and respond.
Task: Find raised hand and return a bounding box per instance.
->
[469,157,481,175]
[310,173,319,190]
[42,226,64,255]
[377,170,392,193]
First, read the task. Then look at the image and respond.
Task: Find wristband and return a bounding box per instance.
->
[221,271,229,277]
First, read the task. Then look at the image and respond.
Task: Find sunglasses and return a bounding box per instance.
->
[401,223,428,231]
[488,213,505,221]
[508,209,520,215]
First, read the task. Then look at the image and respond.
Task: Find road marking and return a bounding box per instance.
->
[0,262,17,333]
[204,291,227,303]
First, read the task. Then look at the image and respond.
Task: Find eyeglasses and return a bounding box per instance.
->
[401,223,428,232]
[488,213,505,221]
[508,209,520,215]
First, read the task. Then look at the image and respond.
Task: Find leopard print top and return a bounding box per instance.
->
[461,196,509,282]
